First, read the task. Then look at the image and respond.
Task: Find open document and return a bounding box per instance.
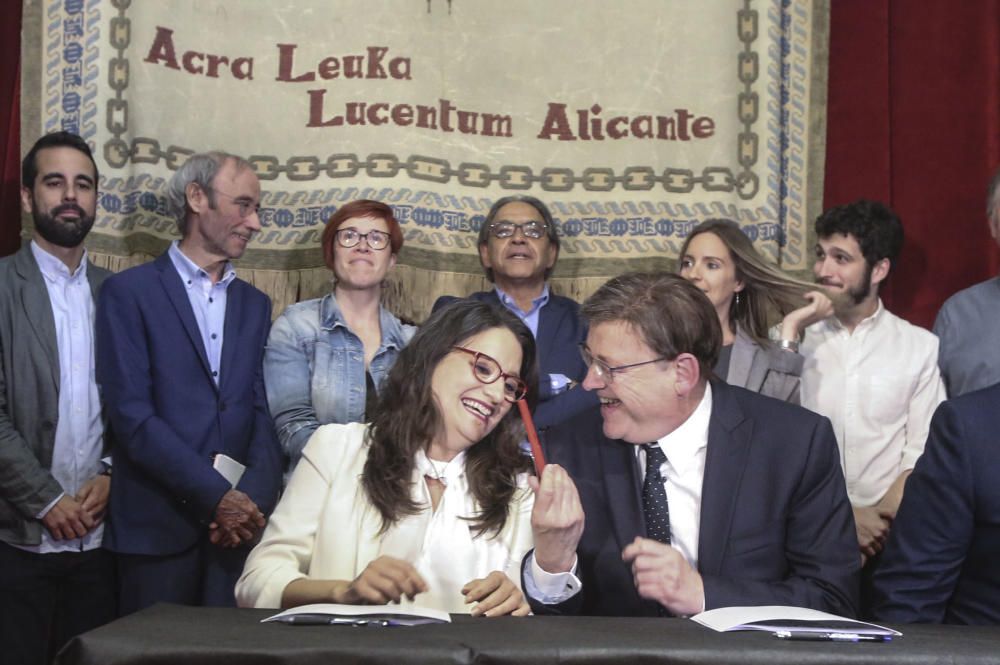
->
[692,606,900,637]
[263,603,451,626]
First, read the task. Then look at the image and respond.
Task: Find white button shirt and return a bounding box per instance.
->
[800,301,946,507]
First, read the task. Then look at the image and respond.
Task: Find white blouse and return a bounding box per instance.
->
[236,422,534,612]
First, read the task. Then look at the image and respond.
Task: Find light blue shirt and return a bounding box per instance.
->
[25,241,104,553]
[494,284,549,338]
[494,284,571,394]
[167,241,236,386]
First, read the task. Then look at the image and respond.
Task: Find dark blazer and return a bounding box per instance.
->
[0,245,110,546]
[433,290,597,428]
[95,252,281,556]
[872,384,1000,624]
[528,379,859,617]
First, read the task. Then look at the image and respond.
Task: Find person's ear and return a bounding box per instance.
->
[672,352,701,397]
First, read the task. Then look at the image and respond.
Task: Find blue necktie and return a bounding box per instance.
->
[642,444,671,544]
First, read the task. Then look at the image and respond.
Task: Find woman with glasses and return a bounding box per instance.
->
[263,200,416,478]
[237,300,545,615]
[677,218,834,403]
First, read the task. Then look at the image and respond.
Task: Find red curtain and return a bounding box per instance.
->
[0,1,22,257]
[3,2,999,328]
[826,0,1000,327]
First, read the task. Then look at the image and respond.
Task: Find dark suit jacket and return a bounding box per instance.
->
[96,252,281,556]
[0,245,110,546]
[433,290,597,429]
[872,384,1000,624]
[528,379,859,617]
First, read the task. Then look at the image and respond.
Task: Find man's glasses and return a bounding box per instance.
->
[579,343,668,384]
[488,221,548,240]
[452,346,527,403]
[207,187,260,219]
[335,228,391,250]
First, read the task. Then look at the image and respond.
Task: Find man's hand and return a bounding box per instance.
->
[853,505,891,558]
[528,464,584,573]
[210,489,265,548]
[332,556,428,605]
[462,571,530,617]
[621,537,704,616]
[41,495,95,540]
[780,290,835,341]
[76,475,111,524]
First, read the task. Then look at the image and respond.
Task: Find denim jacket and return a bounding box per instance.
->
[263,293,416,474]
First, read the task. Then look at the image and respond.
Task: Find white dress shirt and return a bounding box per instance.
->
[22,241,105,554]
[800,301,946,506]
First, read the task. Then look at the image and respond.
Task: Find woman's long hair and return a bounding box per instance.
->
[678,218,819,347]
[362,299,538,537]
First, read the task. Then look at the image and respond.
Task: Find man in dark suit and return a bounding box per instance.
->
[0,131,115,665]
[525,272,859,617]
[96,151,282,614]
[871,384,1000,624]
[433,195,596,428]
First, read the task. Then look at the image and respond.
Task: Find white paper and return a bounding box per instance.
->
[213,453,246,488]
[262,603,451,625]
[691,606,900,636]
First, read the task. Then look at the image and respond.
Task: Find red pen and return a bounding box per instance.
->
[517,399,546,476]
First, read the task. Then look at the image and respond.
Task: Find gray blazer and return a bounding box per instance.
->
[726,326,803,404]
[0,244,110,546]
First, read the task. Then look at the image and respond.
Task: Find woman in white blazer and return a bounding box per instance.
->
[678,218,835,403]
[237,300,553,615]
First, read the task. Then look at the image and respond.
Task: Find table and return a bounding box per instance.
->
[56,603,1000,665]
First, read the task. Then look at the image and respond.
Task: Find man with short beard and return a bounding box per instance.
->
[799,199,946,615]
[0,131,115,665]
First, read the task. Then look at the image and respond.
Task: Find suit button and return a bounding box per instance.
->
[219,402,227,412]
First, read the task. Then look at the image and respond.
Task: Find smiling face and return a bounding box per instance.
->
[429,326,522,461]
[678,231,744,322]
[814,232,881,308]
[479,201,557,291]
[183,158,262,266]
[332,215,397,292]
[21,146,97,250]
[580,320,681,444]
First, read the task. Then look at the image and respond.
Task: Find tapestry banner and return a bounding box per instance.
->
[21,0,829,319]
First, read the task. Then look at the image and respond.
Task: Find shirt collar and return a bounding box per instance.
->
[495,283,550,315]
[828,298,885,332]
[30,239,87,282]
[656,382,712,473]
[168,240,236,289]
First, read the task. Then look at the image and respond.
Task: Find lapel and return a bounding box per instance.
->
[155,252,214,384]
[598,435,645,552]
[14,246,60,389]
[726,328,756,388]
[697,380,753,574]
[535,294,565,360]
[219,281,243,393]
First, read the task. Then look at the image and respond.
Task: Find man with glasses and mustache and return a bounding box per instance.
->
[799,200,946,614]
[434,195,596,429]
[524,272,859,618]
[0,131,115,664]
[95,152,281,614]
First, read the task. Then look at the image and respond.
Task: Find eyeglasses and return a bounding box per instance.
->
[489,221,548,240]
[335,228,391,250]
[579,343,668,384]
[452,346,528,403]
[206,187,261,219]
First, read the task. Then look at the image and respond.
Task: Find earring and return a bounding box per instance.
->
[735,292,741,307]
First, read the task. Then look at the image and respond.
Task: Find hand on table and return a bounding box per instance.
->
[333,556,428,605]
[462,571,530,617]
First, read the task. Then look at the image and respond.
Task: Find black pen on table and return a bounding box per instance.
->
[774,630,892,643]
